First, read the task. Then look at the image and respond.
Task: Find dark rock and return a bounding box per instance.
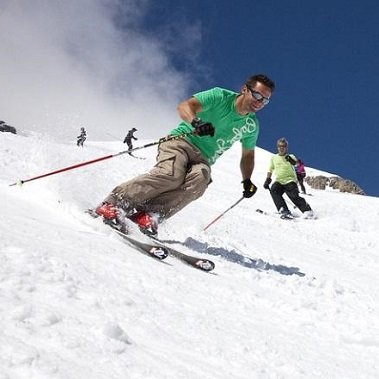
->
[0,121,17,134]
[305,175,365,195]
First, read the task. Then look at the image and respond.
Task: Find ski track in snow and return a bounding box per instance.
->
[1,132,379,379]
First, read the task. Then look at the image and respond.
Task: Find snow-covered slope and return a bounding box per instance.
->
[1,132,378,379]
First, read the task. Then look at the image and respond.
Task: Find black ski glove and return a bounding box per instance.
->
[191,117,215,137]
[285,155,297,165]
[263,177,272,189]
[242,179,257,198]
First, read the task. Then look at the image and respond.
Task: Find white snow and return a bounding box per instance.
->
[1,131,378,379]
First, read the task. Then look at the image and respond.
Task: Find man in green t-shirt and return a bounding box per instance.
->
[96,74,275,235]
[263,138,314,219]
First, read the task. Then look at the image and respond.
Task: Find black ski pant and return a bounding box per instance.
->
[77,137,85,147]
[124,138,133,151]
[270,181,311,213]
[296,173,306,193]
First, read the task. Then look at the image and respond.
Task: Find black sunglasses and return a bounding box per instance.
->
[246,85,270,105]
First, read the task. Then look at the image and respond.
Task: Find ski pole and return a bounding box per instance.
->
[9,131,194,187]
[203,197,244,231]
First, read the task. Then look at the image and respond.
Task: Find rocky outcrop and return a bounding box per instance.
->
[305,175,365,195]
[0,121,17,134]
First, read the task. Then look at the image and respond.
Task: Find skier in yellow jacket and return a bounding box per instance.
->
[263,137,315,219]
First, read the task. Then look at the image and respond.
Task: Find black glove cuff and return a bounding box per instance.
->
[242,178,252,186]
[191,117,201,127]
[285,155,297,165]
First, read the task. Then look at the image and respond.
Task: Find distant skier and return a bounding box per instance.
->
[123,128,138,153]
[77,127,87,147]
[263,137,314,219]
[295,158,307,194]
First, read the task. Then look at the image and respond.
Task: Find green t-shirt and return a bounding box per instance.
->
[170,87,260,165]
[268,154,298,185]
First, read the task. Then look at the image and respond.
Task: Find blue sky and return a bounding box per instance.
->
[1,0,378,197]
[143,1,379,196]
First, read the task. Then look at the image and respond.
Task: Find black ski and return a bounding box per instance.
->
[87,209,215,272]
[153,239,215,272]
[86,209,169,260]
[127,152,146,160]
[112,227,169,260]
[256,208,296,220]
[114,225,215,272]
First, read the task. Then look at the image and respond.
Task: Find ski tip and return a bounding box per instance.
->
[195,259,215,272]
[86,208,98,217]
[149,246,169,260]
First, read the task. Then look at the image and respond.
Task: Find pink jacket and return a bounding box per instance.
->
[296,162,306,175]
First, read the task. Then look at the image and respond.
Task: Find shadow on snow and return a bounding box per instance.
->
[160,237,305,277]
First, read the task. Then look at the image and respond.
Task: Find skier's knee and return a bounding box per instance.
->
[184,164,211,195]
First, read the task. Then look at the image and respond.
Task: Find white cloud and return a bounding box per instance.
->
[0,0,195,140]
